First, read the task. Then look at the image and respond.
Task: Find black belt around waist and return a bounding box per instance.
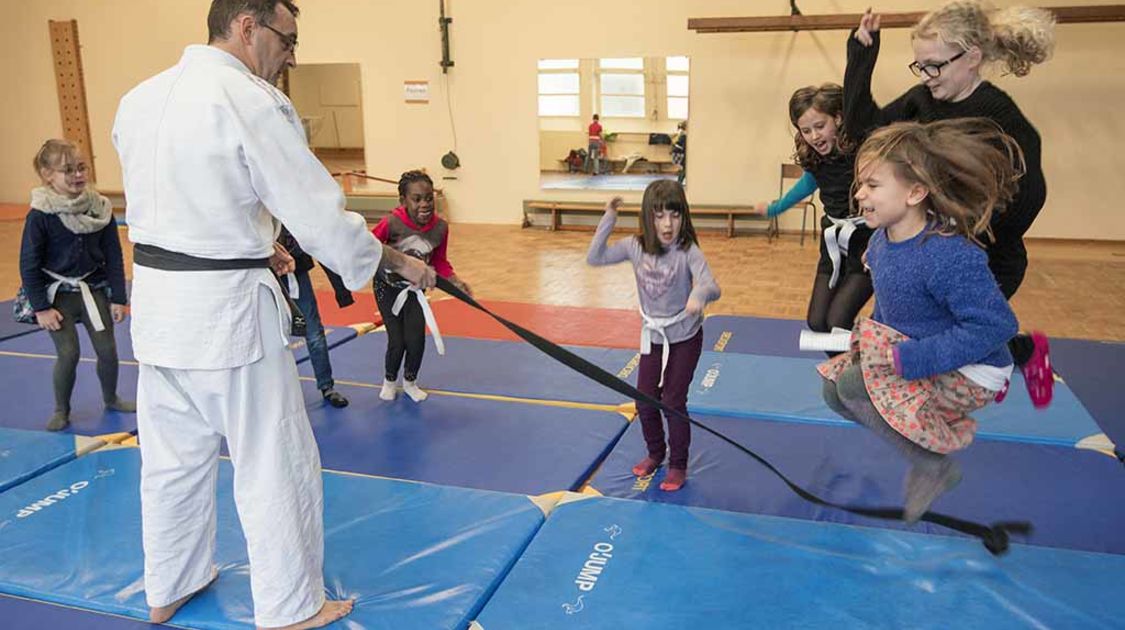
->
[133,243,306,337]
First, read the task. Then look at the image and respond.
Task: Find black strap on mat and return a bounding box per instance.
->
[436,277,1031,556]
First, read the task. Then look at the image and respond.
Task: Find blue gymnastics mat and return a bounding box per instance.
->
[0,595,158,630]
[0,427,113,493]
[0,315,356,366]
[0,316,136,361]
[587,415,1125,554]
[700,315,1123,450]
[0,299,41,342]
[0,353,137,435]
[1051,337,1125,453]
[472,493,1125,629]
[701,314,807,357]
[300,379,630,496]
[306,332,639,406]
[0,448,548,629]
[687,351,1106,447]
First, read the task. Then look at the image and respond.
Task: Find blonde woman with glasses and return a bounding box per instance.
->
[844,1,1056,408]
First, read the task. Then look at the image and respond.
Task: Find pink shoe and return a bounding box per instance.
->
[659,468,686,492]
[994,380,1009,404]
[1022,331,1053,409]
[632,457,661,478]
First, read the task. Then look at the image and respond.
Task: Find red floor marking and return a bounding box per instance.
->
[317,292,639,349]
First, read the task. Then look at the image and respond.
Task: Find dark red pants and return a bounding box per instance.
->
[635,329,703,470]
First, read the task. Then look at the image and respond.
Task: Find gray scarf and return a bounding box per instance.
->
[30,186,113,234]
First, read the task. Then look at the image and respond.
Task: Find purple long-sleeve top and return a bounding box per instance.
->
[587,208,721,344]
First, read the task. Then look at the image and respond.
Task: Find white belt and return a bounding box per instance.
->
[393,287,445,355]
[958,363,1014,392]
[822,216,866,289]
[285,273,299,299]
[640,308,689,387]
[44,270,105,332]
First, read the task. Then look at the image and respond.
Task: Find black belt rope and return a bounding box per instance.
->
[133,244,306,337]
[435,276,1030,556]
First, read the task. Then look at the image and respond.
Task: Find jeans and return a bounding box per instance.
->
[294,270,334,391]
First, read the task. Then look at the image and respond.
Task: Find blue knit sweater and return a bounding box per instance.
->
[867,226,1017,380]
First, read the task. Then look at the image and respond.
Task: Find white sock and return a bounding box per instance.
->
[403,379,428,402]
[379,378,397,401]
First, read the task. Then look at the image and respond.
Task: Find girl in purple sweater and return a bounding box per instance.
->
[819,118,1021,522]
[587,180,720,492]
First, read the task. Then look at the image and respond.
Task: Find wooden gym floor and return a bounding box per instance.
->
[1,202,1122,342]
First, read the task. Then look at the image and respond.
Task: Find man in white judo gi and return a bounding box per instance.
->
[112,1,435,627]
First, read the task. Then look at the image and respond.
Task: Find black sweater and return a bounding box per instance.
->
[808,151,858,220]
[844,31,1047,249]
[19,210,127,312]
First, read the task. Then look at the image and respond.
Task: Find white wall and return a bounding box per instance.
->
[1,0,1123,237]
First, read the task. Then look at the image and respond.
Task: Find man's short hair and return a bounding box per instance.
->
[207,0,299,43]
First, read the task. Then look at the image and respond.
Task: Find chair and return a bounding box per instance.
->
[778,163,818,246]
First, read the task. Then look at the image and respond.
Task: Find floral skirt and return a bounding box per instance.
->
[817,318,996,454]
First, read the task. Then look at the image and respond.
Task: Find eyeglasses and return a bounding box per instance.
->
[908,50,966,79]
[260,22,298,52]
[57,163,89,177]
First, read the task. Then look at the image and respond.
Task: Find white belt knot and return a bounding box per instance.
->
[44,270,105,332]
[822,216,867,289]
[640,308,689,387]
[394,286,445,355]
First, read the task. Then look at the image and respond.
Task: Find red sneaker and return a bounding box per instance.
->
[1022,331,1053,409]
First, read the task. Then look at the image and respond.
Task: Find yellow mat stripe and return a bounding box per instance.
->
[312,376,636,419]
[0,349,140,367]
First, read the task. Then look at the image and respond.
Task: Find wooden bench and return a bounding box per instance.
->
[554,157,676,175]
[604,158,677,174]
[523,200,778,239]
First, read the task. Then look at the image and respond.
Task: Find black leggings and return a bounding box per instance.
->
[991,246,1035,367]
[374,281,426,382]
[47,290,120,412]
[806,271,873,335]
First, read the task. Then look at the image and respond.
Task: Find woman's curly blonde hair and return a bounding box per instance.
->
[913,1,1056,77]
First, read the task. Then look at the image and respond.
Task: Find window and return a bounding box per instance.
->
[598,57,645,118]
[665,56,690,72]
[666,57,689,120]
[600,57,644,70]
[538,59,580,116]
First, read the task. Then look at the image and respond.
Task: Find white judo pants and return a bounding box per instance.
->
[137,286,325,627]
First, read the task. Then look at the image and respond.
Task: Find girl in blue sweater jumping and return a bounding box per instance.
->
[819,118,1021,522]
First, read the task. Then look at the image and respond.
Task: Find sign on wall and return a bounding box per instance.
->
[404,81,430,103]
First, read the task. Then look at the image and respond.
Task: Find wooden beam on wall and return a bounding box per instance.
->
[689,4,1125,33]
[48,19,96,181]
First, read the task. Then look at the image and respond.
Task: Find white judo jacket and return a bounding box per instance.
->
[113,45,381,370]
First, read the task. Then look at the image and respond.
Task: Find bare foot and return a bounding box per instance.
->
[149,570,218,623]
[260,600,355,630]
